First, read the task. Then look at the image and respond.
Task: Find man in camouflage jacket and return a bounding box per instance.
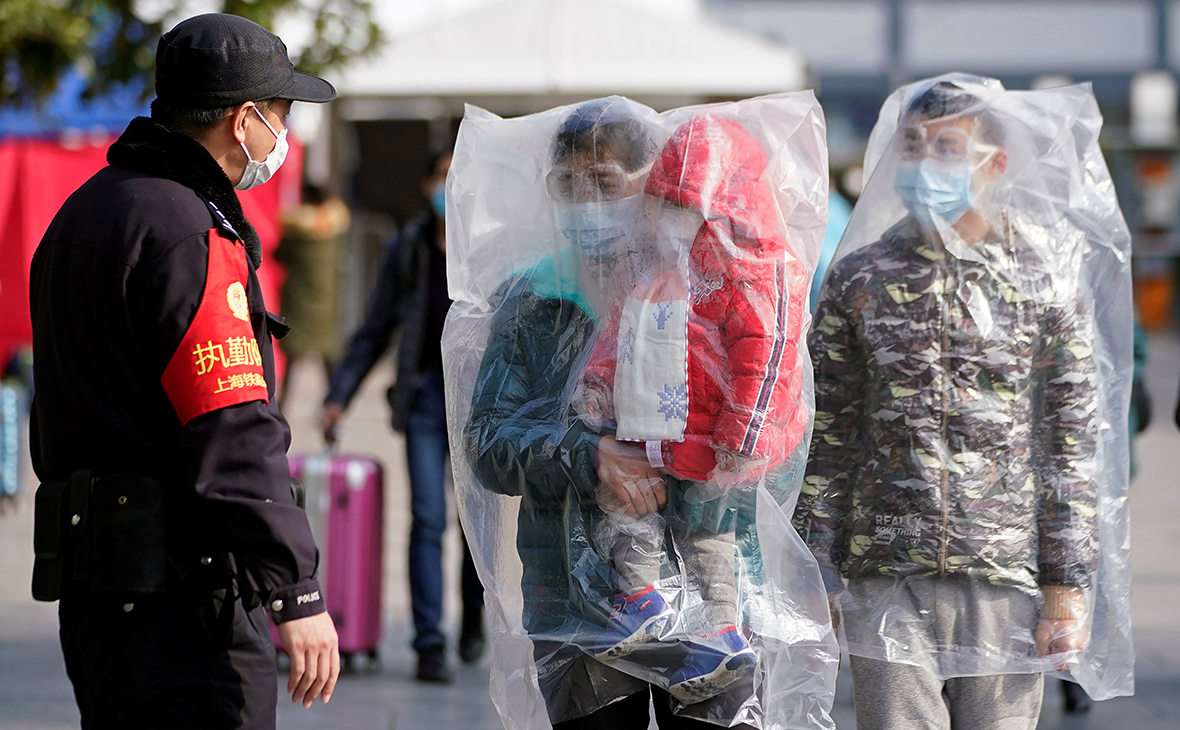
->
[793,81,1099,730]
[799,216,1098,593]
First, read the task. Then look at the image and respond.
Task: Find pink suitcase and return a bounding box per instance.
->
[273,454,384,667]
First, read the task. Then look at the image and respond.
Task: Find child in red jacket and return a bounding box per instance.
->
[576,115,811,703]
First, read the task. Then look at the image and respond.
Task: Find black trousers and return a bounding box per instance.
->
[552,686,756,730]
[59,585,277,730]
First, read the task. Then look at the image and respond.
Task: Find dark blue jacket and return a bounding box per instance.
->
[325,213,437,431]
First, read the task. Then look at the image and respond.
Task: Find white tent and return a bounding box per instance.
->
[333,0,808,119]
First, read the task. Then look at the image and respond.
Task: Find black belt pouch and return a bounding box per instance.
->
[89,473,168,594]
[32,471,168,600]
[32,478,70,601]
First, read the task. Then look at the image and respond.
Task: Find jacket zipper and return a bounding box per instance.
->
[937,260,953,576]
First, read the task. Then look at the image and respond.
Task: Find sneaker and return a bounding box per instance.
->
[459,608,486,664]
[416,646,453,684]
[594,586,675,661]
[668,627,757,704]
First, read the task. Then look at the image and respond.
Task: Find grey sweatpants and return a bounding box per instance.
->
[844,577,1044,730]
[849,655,1043,730]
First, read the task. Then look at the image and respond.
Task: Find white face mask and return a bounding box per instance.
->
[235,106,288,191]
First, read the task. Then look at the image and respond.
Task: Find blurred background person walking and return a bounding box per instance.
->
[320,151,484,684]
[275,184,350,408]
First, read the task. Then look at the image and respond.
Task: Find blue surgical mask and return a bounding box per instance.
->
[895,159,975,229]
[559,195,644,263]
[430,183,446,219]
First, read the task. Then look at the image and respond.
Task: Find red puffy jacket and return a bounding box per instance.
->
[583,115,810,481]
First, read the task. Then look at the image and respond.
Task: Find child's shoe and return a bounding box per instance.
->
[594,586,675,661]
[668,627,757,704]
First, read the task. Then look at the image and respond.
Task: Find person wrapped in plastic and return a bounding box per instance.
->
[575,115,812,704]
[793,74,1134,730]
[447,96,836,729]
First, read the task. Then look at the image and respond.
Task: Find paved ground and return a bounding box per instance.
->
[1,333,1178,730]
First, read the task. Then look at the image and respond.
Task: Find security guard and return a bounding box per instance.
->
[29,14,339,729]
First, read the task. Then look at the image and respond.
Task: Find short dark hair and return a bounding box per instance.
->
[905,82,1005,147]
[553,99,656,172]
[423,149,452,180]
[150,97,276,136]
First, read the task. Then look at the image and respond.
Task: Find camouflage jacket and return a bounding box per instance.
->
[793,218,1099,593]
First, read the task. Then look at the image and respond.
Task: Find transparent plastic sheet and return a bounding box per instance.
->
[443,95,837,729]
[795,74,1134,699]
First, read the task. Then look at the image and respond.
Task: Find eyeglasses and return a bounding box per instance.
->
[546,162,651,202]
[895,125,996,162]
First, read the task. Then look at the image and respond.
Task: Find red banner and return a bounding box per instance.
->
[0,135,301,375]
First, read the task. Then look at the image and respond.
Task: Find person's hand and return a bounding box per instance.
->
[573,377,613,429]
[714,447,751,473]
[1035,618,1088,671]
[596,435,666,517]
[576,384,614,428]
[277,612,341,707]
[828,596,841,636]
[1037,585,1089,670]
[711,445,763,488]
[320,402,345,445]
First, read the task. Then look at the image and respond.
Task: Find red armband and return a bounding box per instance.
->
[160,230,269,425]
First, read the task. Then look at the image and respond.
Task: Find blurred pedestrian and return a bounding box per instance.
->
[1130,316,1151,446]
[274,184,350,407]
[28,14,338,729]
[320,151,485,683]
[809,184,852,311]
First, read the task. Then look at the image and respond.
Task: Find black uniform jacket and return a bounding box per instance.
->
[29,117,324,622]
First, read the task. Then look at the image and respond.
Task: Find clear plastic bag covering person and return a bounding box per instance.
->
[443,95,837,729]
[795,74,1134,700]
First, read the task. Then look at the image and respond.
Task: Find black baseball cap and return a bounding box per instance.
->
[156,13,336,109]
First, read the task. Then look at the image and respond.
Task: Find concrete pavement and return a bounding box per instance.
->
[1,332,1178,730]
